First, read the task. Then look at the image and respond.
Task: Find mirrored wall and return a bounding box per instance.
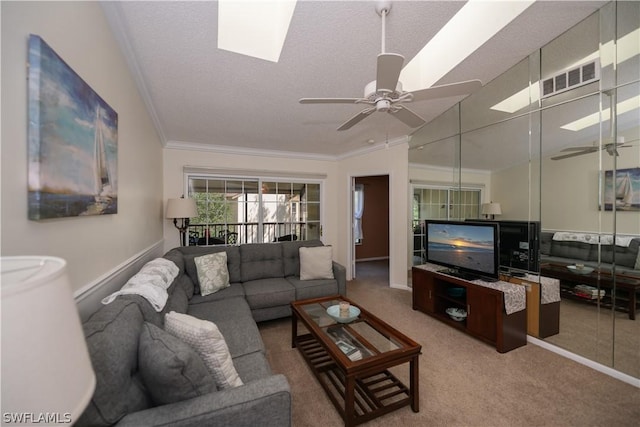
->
[409,1,639,378]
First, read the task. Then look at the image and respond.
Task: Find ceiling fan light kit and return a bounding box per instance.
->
[299,2,482,132]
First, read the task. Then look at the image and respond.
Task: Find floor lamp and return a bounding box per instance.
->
[166,197,198,246]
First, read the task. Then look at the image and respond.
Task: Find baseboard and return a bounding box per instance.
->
[356,257,389,262]
[528,336,640,388]
[74,239,165,321]
[390,283,412,291]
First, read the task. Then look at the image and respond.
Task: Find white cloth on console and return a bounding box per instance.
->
[102,258,179,311]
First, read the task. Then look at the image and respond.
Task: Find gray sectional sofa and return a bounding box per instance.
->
[540,231,640,277]
[77,239,346,427]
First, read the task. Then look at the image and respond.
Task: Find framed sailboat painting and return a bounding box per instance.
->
[603,167,640,211]
[27,34,117,220]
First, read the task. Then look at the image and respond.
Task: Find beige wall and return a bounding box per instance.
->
[338,143,409,288]
[1,1,164,293]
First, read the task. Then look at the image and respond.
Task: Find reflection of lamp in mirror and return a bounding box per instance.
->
[166,197,198,246]
[481,202,502,219]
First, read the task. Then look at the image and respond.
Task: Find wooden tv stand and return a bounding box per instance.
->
[412,266,527,353]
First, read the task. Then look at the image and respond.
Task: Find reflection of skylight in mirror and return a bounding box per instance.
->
[561,96,640,131]
[218,0,297,62]
[400,0,535,92]
[491,28,640,113]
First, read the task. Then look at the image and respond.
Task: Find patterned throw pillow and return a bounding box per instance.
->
[194,252,230,296]
[138,322,215,405]
[164,312,243,389]
[299,246,334,280]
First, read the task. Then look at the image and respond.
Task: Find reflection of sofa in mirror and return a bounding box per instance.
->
[540,231,640,277]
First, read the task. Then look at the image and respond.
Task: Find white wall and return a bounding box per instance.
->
[339,143,409,288]
[1,2,164,293]
[162,148,340,254]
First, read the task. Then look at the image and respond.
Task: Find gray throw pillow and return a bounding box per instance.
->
[138,322,216,405]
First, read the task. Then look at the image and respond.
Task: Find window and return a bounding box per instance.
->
[411,184,482,264]
[187,175,321,245]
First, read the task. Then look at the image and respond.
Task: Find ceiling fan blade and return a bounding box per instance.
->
[337,107,376,131]
[551,150,593,160]
[376,53,404,93]
[391,105,426,128]
[299,98,361,104]
[411,79,483,102]
[559,146,599,152]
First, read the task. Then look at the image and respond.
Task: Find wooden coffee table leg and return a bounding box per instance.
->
[345,374,356,426]
[410,355,420,412]
[291,311,298,348]
[630,291,637,321]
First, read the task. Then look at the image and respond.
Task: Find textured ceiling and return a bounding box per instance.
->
[102,1,606,159]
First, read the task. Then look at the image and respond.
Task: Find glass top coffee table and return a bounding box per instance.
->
[291,295,421,426]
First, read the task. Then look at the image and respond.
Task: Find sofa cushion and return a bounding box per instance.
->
[240,243,284,282]
[162,282,189,318]
[189,282,246,304]
[232,351,273,384]
[299,246,334,280]
[187,297,264,358]
[287,276,338,300]
[550,240,592,261]
[165,312,244,390]
[77,300,151,427]
[195,252,230,296]
[281,239,323,277]
[597,239,640,268]
[138,322,215,405]
[242,278,295,310]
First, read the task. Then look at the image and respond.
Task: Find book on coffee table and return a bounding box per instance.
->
[335,339,362,361]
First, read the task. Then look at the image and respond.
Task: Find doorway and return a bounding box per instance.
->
[351,175,390,283]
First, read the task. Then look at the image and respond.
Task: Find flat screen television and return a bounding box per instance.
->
[468,219,540,274]
[425,220,500,281]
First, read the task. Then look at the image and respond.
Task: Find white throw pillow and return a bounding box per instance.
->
[299,246,334,280]
[164,312,243,389]
[194,252,230,296]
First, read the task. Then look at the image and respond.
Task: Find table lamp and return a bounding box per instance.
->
[166,197,198,246]
[481,202,502,220]
[1,256,95,424]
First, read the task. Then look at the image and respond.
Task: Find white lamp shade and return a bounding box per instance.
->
[1,257,95,423]
[481,202,502,215]
[166,198,198,219]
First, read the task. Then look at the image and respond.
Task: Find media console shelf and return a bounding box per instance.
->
[412,265,527,353]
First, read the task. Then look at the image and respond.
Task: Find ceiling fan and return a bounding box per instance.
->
[550,137,631,160]
[551,91,632,160]
[299,1,483,131]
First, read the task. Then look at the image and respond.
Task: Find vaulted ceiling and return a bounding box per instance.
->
[102,1,606,159]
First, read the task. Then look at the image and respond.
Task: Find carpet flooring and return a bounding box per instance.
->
[258,260,639,426]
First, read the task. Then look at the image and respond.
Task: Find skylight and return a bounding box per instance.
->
[218,0,297,62]
[560,96,640,131]
[400,0,535,92]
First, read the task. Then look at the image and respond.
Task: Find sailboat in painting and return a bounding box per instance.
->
[81,105,114,215]
[615,172,633,208]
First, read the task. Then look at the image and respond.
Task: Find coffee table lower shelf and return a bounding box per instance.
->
[295,333,412,426]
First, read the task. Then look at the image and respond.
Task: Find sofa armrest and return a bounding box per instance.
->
[332,261,347,296]
[115,374,291,427]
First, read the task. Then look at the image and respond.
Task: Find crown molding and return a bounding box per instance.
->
[100,1,167,144]
[166,134,410,162]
